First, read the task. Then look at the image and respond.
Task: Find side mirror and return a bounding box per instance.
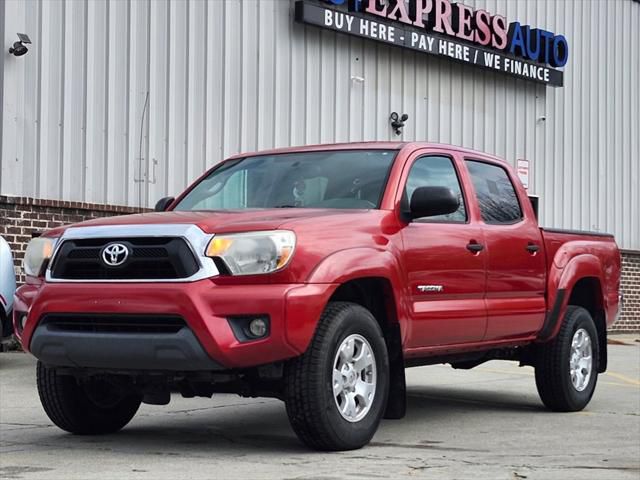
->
[154,196,175,212]
[409,186,459,220]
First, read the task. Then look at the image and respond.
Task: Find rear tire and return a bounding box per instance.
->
[37,362,142,434]
[535,306,599,412]
[285,302,389,451]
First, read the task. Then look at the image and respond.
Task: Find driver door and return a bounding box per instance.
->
[400,152,488,348]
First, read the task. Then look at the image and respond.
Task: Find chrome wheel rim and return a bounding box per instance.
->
[332,334,377,423]
[570,328,593,392]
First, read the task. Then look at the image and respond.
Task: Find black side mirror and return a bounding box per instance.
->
[409,186,459,220]
[154,196,175,212]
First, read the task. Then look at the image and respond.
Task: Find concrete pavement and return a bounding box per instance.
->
[1,338,639,480]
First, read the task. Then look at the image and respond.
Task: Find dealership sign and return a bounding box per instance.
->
[295,0,568,87]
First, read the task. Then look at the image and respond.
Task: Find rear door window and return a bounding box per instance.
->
[466,160,523,224]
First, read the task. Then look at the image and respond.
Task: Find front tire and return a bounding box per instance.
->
[285,302,389,451]
[37,362,142,434]
[535,306,599,412]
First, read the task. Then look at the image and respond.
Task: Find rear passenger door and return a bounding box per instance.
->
[465,160,546,340]
[400,153,487,348]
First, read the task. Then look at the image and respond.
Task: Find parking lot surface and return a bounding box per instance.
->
[1,338,639,480]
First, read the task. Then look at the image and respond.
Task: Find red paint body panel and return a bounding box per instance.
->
[542,230,622,335]
[14,142,622,370]
[393,148,488,347]
[16,279,336,369]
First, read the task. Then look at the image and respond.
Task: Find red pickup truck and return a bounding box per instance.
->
[14,142,621,451]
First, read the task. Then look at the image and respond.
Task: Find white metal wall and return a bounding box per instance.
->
[1,0,639,249]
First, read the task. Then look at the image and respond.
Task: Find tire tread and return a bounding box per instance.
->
[37,361,141,434]
[285,301,387,450]
[535,306,598,412]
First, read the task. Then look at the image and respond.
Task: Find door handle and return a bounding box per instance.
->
[466,242,484,253]
[526,243,540,254]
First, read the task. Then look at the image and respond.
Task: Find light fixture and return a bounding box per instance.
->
[8,33,32,57]
[390,112,409,135]
[227,316,271,342]
[248,318,268,338]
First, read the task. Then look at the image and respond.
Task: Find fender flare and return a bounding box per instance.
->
[306,247,410,343]
[539,254,605,341]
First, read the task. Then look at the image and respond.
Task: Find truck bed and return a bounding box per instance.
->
[540,227,621,328]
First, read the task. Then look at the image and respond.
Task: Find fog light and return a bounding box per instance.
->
[227,315,270,343]
[249,318,268,338]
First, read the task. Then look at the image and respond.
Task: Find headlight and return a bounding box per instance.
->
[24,237,58,277]
[205,230,296,275]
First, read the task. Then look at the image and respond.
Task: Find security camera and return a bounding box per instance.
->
[8,33,31,57]
[538,115,547,122]
[390,112,409,136]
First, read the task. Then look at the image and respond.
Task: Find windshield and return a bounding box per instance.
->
[174,150,397,211]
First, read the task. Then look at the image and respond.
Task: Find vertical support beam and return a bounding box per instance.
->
[0,0,5,188]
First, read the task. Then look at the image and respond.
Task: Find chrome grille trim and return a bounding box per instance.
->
[46,224,219,283]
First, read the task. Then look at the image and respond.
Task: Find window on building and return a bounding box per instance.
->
[466,160,523,224]
[404,156,467,223]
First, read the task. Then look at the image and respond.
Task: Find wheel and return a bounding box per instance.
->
[535,306,599,412]
[285,301,390,451]
[37,361,142,434]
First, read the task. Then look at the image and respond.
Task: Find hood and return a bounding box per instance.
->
[57,208,378,235]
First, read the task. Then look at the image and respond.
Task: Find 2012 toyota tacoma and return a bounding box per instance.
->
[14,142,622,451]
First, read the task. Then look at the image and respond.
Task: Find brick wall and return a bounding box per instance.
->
[0,196,150,284]
[614,250,640,333]
[0,195,638,332]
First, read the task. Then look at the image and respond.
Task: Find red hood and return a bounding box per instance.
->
[52,209,376,236]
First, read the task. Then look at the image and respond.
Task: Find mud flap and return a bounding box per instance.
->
[383,323,406,419]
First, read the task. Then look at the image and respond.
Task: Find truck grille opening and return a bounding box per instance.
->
[41,314,187,334]
[50,237,199,280]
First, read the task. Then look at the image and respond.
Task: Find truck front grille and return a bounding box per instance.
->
[41,314,187,334]
[49,237,199,281]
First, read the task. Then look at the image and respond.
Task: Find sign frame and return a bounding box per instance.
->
[295,1,564,87]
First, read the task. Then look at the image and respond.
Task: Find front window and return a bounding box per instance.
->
[403,155,467,223]
[174,150,397,211]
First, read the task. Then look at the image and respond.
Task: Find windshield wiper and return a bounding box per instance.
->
[273,205,297,208]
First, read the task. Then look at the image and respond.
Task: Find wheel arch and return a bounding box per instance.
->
[542,254,605,337]
[301,248,410,419]
[540,260,608,372]
[567,277,607,373]
[327,277,407,419]
[306,247,409,341]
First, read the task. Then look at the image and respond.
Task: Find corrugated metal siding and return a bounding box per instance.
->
[1,0,639,249]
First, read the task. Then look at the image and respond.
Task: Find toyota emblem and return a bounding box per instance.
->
[101,243,129,267]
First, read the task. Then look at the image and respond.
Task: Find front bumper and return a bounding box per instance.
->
[14,279,337,370]
[30,320,223,371]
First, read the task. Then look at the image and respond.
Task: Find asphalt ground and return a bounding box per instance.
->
[1,336,639,480]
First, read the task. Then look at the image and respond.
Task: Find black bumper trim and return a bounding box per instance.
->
[30,324,223,371]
